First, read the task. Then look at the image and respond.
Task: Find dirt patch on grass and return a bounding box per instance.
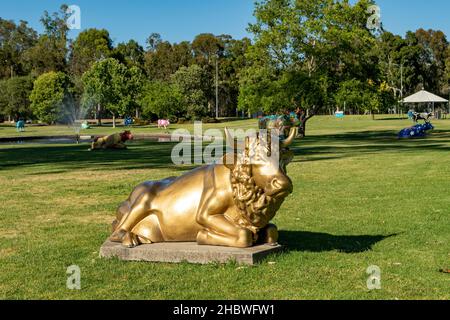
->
[0,229,20,239]
[71,213,113,225]
[0,248,16,259]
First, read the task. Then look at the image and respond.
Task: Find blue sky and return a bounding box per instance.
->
[0,0,449,46]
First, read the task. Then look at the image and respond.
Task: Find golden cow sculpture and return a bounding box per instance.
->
[90,131,133,150]
[109,128,297,248]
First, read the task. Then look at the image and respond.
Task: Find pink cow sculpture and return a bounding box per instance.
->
[158,119,170,129]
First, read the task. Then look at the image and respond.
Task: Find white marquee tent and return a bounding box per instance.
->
[401,89,449,116]
[402,89,448,104]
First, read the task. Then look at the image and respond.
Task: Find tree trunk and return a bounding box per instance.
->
[299,115,314,137]
[112,114,116,128]
[296,109,315,138]
[135,108,139,119]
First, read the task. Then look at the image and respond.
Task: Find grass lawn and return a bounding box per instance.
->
[0,118,260,138]
[0,115,449,300]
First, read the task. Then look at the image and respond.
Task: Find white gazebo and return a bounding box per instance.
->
[401,89,449,115]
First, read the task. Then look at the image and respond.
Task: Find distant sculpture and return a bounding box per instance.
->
[413,112,433,123]
[16,120,25,132]
[109,127,298,248]
[90,131,133,150]
[81,121,91,130]
[157,119,170,130]
[399,123,434,139]
[259,112,300,139]
[124,116,134,127]
[335,111,345,118]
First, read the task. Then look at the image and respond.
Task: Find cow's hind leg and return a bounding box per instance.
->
[132,214,165,244]
[109,201,131,242]
[119,214,164,247]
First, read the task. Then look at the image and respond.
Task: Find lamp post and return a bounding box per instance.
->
[389,61,404,116]
[215,52,219,119]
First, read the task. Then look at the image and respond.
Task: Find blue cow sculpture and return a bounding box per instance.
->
[124,116,134,127]
[398,122,434,139]
[16,120,25,132]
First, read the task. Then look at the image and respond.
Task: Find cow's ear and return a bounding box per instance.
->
[221,153,237,170]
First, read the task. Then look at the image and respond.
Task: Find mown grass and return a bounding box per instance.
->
[0,118,258,138]
[0,115,449,300]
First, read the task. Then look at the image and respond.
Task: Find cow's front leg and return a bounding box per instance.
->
[197,227,253,248]
[196,212,254,248]
[196,198,253,247]
[195,166,254,248]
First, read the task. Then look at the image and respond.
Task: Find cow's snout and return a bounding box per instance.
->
[267,176,293,197]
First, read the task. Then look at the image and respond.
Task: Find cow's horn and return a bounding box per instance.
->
[281,127,298,148]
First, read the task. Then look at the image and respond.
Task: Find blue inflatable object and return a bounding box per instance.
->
[398,123,434,139]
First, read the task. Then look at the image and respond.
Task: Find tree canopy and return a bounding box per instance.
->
[1,1,450,123]
[82,58,143,127]
[29,71,70,124]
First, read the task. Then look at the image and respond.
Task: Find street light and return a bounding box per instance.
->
[215,52,219,119]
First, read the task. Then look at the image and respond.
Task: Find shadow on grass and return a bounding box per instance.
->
[0,141,197,173]
[279,230,397,253]
[1,128,449,172]
[374,117,408,121]
[292,129,450,163]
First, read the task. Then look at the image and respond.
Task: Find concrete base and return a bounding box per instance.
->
[99,240,283,265]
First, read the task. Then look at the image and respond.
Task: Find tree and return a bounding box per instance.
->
[139,81,184,120]
[24,5,70,76]
[171,64,209,120]
[0,76,34,120]
[82,58,143,127]
[112,40,145,70]
[0,18,37,79]
[144,40,192,81]
[192,33,224,65]
[241,0,380,133]
[29,71,70,124]
[215,36,251,117]
[415,29,449,95]
[69,28,113,76]
[146,33,162,52]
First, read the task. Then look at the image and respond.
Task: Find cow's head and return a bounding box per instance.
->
[223,127,296,227]
[120,131,133,142]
